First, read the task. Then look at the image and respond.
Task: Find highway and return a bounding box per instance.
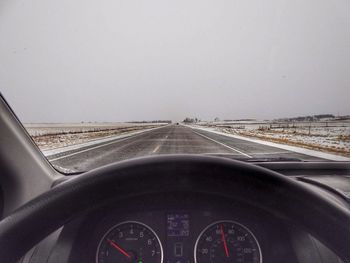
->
[49,124,325,172]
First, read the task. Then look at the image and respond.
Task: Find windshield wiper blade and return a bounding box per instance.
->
[202,153,304,162]
[243,157,304,162]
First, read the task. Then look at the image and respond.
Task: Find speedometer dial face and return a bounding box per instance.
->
[96,221,163,263]
[195,220,262,263]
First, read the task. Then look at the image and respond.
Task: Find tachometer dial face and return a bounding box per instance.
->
[96,221,163,263]
[194,220,262,263]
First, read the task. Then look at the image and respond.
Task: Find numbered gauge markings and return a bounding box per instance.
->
[96,221,163,263]
[194,220,262,263]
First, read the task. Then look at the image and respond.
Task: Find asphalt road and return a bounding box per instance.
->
[49,124,324,172]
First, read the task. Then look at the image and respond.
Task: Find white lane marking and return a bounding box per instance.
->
[152,145,161,153]
[44,124,170,157]
[190,125,350,161]
[49,138,134,161]
[192,131,252,158]
[49,127,168,162]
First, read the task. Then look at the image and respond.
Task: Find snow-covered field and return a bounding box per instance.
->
[25,122,166,136]
[24,122,168,150]
[196,120,350,157]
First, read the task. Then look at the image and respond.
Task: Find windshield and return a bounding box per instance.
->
[1,0,349,173]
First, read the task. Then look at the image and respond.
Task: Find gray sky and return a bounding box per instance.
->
[1,0,349,122]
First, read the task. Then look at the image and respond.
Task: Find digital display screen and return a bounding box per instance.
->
[167,213,189,237]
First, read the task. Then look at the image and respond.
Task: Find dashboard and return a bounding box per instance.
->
[51,194,303,263]
[20,162,350,263]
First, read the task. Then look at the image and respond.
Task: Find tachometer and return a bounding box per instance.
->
[96,221,163,263]
[194,220,262,263]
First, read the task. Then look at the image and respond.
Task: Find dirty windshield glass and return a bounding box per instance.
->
[1,0,349,173]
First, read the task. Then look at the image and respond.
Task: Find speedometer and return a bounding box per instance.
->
[96,221,163,263]
[194,220,262,263]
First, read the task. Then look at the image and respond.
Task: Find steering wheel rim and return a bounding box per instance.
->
[0,155,349,262]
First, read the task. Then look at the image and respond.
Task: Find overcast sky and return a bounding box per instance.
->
[0,0,349,123]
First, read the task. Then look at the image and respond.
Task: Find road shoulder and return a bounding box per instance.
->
[189,125,350,161]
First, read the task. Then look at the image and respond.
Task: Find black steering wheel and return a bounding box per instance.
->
[0,155,349,262]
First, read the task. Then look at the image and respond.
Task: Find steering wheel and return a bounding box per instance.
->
[0,155,349,262]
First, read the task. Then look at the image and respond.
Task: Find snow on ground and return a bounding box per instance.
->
[25,122,167,136]
[192,121,350,160]
[42,125,168,157]
[24,123,168,151]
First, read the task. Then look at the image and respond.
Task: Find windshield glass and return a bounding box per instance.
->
[1,0,349,173]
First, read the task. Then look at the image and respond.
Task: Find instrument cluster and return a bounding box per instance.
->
[96,217,262,263]
[68,195,298,263]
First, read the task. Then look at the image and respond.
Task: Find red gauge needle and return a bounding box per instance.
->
[220,225,230,258]
[107,239,131,258]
